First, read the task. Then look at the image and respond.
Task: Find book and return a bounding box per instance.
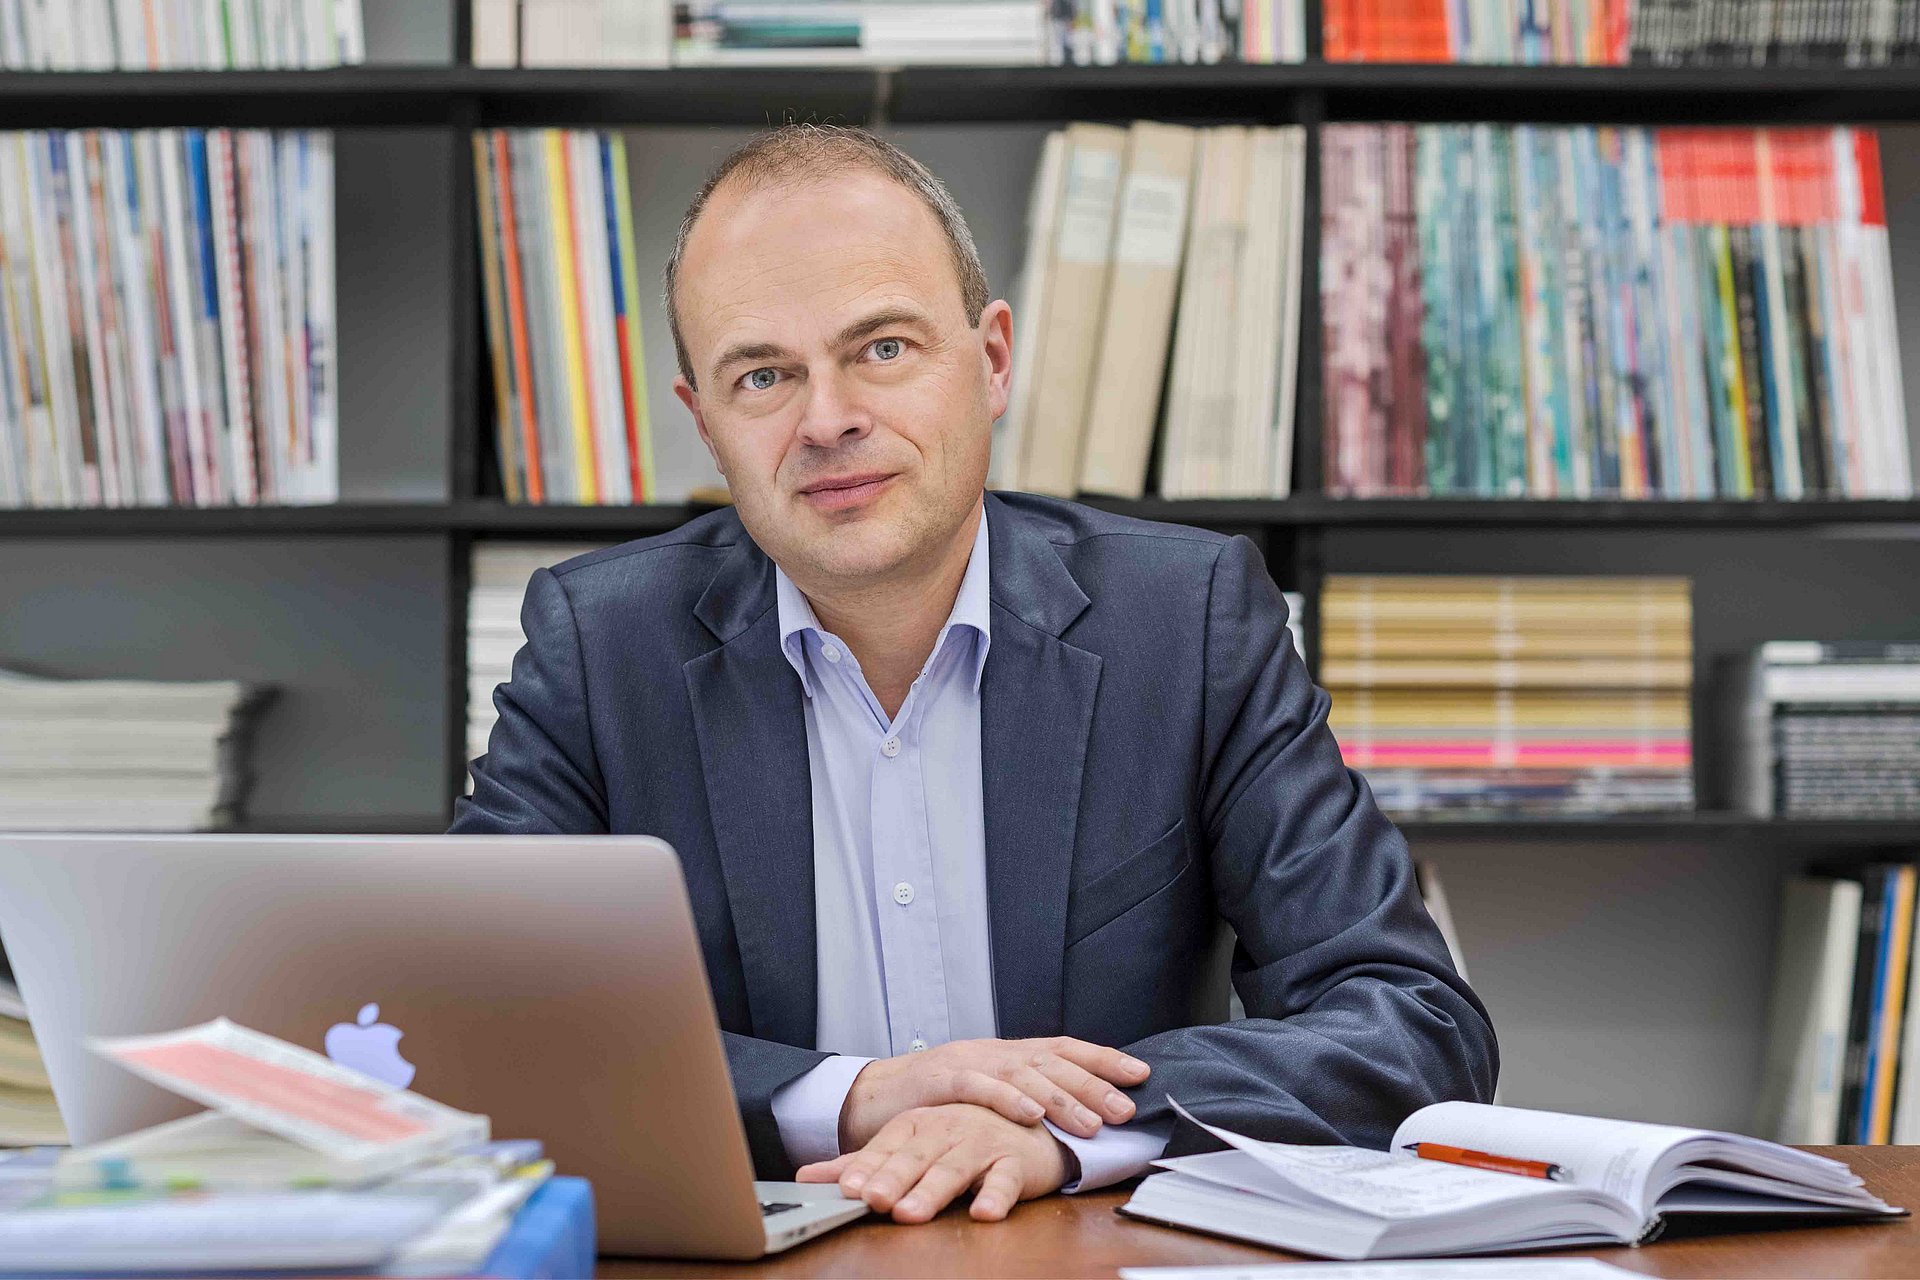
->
[1756,876,1864,1144]
[1013,122,1126,497]
[1120,1099,1903,1261]
[1077,122,1196,499]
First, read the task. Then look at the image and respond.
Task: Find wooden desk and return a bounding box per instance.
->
[598,1146,1920,1278]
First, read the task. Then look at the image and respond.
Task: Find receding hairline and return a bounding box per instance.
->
[664,125,990,388]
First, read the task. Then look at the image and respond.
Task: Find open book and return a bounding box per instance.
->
[1119,1100,1903,1260]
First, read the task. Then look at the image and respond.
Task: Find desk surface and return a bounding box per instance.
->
[597,1146,1920,1278]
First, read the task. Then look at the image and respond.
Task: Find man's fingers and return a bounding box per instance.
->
[892,1144,993,1223]
[859,1131,956,1213]
[796,1154,854,1183]
[1035,1054,1136,1124]
[969,1156,1025,1222]
[1050,1037,1152,1087]
[948,1069,1047,1125]
[1006,1064,1103,1138]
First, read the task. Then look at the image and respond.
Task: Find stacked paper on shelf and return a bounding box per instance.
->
[0,1018,589,1277]
[466,543,605,773]
[0,666,273,830]
[1723,641,1920,819]
[1323,575,1694,816]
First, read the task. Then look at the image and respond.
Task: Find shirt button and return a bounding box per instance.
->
[881,737,901,758]
[909,1038,929,1053]
[893,881,915,906]
[822,644,842,663]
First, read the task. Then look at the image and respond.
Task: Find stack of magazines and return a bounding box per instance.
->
[466,543,601,773]
[1322,575,1695,816]
[0,129,339,508]
[0,667,273,831]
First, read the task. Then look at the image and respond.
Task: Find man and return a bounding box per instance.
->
[453,124,1496,1226]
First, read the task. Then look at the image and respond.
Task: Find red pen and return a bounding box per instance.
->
[1400,1142,1567,1182]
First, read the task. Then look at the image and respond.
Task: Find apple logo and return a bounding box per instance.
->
[323,1003,416,1089]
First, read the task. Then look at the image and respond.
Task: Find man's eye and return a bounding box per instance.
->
[743,368,780,391]
[870,338,904,361]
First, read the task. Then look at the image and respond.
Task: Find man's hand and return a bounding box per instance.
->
[800,1103,1071,1223]
[838,1036,1149,1150]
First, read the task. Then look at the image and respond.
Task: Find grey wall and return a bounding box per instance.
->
[361,0,453,64]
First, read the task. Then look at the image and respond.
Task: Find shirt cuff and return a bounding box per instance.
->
[1042,1118,1173,1193]
[769,1055,876,1169]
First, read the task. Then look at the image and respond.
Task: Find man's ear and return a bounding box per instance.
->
[979,299,1014,422]
[674,375,725,476]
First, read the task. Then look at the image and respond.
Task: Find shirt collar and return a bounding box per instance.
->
[775,506,992,699]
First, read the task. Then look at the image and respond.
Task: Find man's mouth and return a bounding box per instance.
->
[798,473,896,511]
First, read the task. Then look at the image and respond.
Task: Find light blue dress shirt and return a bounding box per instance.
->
[766,507,1167,1192]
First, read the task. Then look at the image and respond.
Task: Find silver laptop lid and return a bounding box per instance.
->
[0,833,772,1258]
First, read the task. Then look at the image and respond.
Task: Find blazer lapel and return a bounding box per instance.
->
[684,532,817,1049]
[980,496,1102,1040]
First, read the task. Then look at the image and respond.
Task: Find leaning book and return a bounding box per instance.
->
[1119,1100,1903,1260]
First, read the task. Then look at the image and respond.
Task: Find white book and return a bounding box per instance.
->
[1269,126,1304,498]
[226,0,259,66]
[518,0,565,64]
[199,0,227,66]
[598,0,671,65]
[238,132,287,502]
[471,0,521,65]
[0,1,22,68]
[25,136,85,503]
[1016,121,1125,497]
[1160,126,1249,499]
[207,131,259,504]
[111,0,148,67]
[1077,122,1195,500]
[994,129,1067,493]
[333,0,362,63]
[1123,1099,1902,1262]
[66,133,125,507]
[1756,877,1863,1145]
[0,136,55,505]
[104,131,170,505]
[304,132,337,502]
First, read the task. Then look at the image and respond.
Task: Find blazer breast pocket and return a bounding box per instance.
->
[1065,819,1192,946]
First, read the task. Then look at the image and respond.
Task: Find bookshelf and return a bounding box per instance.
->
[5,0,1920,1132]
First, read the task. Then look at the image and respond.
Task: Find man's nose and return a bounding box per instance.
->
[793,365,872,449]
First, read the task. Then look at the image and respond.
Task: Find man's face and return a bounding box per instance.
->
[672,169,1013,590]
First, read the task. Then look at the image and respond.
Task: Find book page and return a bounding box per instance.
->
[1167,1101,1613,1221]
[1392,1102,1704,1207]
[1120,1262,1637,1280]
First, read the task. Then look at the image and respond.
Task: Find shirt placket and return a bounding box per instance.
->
[859,648,952,1059]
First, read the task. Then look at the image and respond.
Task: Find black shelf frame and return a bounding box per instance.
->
[6,48,1920,825]
[5,63,1920,129]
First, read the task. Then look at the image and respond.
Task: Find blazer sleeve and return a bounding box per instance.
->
[449,568,830,1176]
[1120,535,1499,1154]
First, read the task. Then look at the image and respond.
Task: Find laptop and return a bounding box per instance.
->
[0,833,869,1259]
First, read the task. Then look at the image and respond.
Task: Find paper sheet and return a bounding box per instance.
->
[1119,1261,1638,1280]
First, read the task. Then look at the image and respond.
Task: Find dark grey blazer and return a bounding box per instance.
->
[452,491,1498,1177]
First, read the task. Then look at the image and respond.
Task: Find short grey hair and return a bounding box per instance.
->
[663,124,991,388]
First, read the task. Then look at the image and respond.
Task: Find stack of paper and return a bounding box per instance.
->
[0,959,61,1148]
[0,668,273,831]
[0,1019,565,1276]
[467,545,604,777]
